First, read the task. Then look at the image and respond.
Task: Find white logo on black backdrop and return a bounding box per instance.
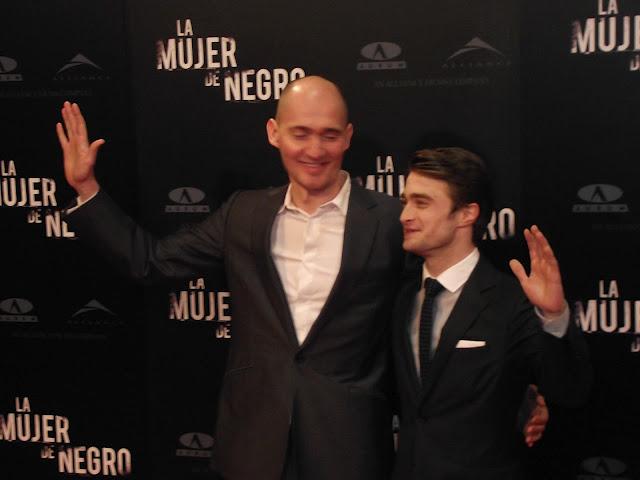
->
[0,298,38,323]
[443,37,510,68]
[572,184,629,213]
[0,396,132,476]
[165,187,210,213]
[54,53,110,81]
[575,279,640,353]
[169,278,231,339]
[356,42,408,70]
[571,0,640,72]
[357,155,406,197]
[0,56,23,82]
[482,209,516,240]
[0,159,75,239]
[176,432,214,458]
[578,456,631,479]
[156,19,305,101]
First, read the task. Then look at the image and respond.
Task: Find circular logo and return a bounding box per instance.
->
[360,42,402,61]
[581,457,627,476]
[577,184,623,203]
[179,432,214,449]
[169,187,206,205]
[0,57,18,73]
[0,298,34,314]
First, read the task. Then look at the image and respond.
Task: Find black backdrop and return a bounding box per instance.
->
[1,0,639,478]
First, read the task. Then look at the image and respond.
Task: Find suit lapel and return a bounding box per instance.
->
[250,185,299,345]
[299,184,380,349]
[419,256,497,405]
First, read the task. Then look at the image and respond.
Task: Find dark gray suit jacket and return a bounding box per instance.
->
[391,255,591,480]
[66,182,404,480]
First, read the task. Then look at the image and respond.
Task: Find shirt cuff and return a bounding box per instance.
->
[66,190,99,214]
[535,301,570,338]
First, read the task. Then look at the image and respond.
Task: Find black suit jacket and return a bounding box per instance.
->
[391,255,591,480]
[66,182,404,480]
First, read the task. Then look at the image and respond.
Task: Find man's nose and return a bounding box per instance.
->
[400,204,412,223]
[305,136,324,158]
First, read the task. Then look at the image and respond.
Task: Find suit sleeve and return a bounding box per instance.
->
[507,288,592,407]
[64,189,237,283]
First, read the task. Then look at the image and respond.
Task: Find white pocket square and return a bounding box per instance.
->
[456,340,486,349]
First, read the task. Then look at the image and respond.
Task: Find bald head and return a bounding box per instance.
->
[266,75,353,212]
[276,76,349,126]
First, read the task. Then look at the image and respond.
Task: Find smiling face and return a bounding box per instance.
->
[266,77,353,205]
[400,172,477,262]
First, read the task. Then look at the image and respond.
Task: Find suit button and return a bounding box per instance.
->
[294,352,305,364]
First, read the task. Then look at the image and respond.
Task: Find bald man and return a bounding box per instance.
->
[58,76,405,480]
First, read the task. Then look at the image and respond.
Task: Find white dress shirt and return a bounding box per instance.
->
[409,248,569,374]
[271,172,350,344]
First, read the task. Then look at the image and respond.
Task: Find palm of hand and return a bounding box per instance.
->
[56,101,104,197]
[509,226,565,315]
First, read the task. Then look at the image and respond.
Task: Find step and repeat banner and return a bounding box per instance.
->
[1,0,638,479]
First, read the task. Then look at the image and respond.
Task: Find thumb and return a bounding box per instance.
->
[509,259,528,285]
[89,139,105,157]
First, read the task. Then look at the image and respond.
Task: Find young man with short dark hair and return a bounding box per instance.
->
[392,147,591,480]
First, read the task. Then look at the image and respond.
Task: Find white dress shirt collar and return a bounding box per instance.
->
[422,248,480,293]
[278,171,351,217]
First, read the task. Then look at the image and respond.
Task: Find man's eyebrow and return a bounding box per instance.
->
[405,192,433,201]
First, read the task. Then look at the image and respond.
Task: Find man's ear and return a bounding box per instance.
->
[458,203,480,227]
[266,118,279,148]
[344,122,354,149]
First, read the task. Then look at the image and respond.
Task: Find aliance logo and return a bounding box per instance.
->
[443,37,510,68]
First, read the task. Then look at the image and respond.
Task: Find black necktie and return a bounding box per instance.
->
[419,278,444,385]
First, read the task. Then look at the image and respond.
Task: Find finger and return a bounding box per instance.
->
[66,101,78,135]
[89,139,105,157]
[527,414,545,428]
[509,259,528,285]
[523,228,539,265]
[525,431,542,447]
[536,394,547,407]
[526,422,545,435]
[72,103,87,139]
[55,122,69,147]
[533,226,559,269]
[61,103,74,140]
[529,225,543,261]
[533,225,554,262]
[533,396,548,418]
[527,424,545,435]
[528,409,543,422]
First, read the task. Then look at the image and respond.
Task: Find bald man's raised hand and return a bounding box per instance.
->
[56,102,104,201]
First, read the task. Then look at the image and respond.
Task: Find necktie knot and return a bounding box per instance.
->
[424,278,444,299]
